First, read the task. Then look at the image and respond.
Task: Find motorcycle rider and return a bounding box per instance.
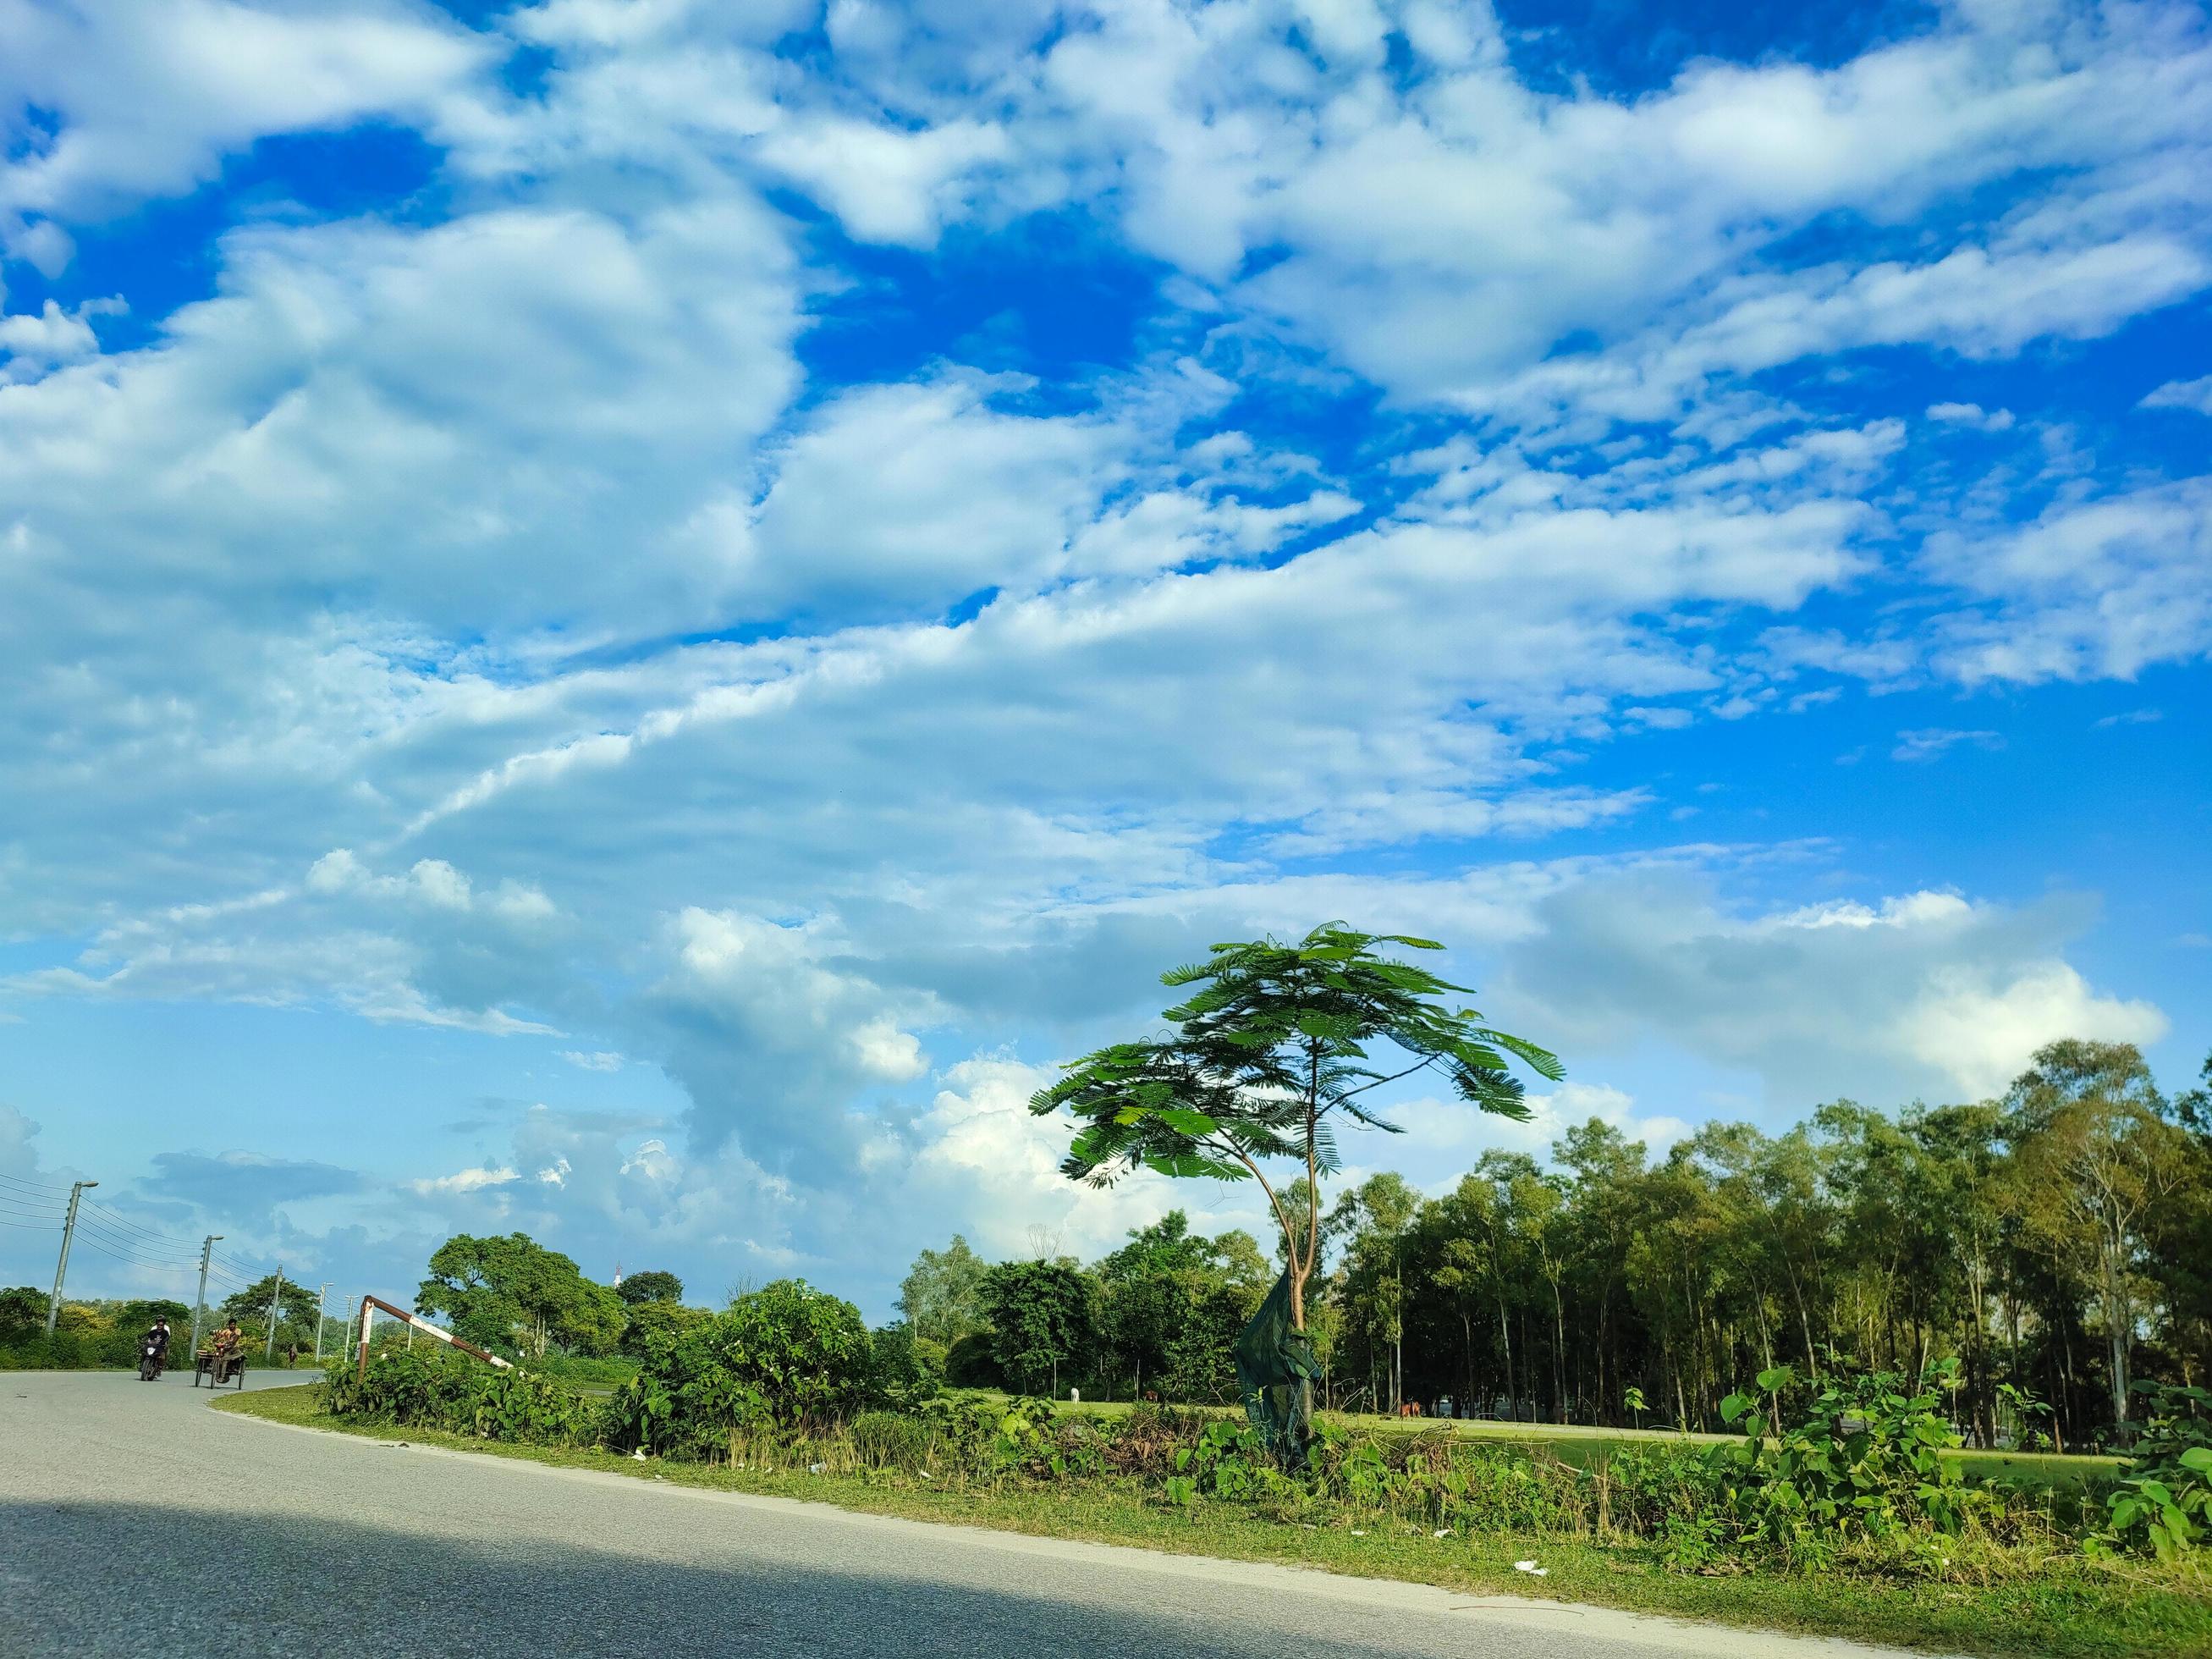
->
[139,1316,171,1380]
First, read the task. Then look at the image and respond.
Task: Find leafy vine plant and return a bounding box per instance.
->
[1030,925,1562,1339]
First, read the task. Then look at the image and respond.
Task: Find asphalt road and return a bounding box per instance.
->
[1,1369,1930,1659]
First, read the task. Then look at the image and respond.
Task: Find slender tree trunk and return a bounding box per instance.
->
[1496,1292,1514,1419]
[1461,1309,1473,1414]
[1552,1280,1568,1425]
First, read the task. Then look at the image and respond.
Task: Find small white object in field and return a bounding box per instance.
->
[1433,1528,1451,1538]
[1070,1387,1080,1402]
[1351,1529,1367,1537]
[631,1448,647,1461]
[809,1462,827,1474]
[1515,1559,1549,1575]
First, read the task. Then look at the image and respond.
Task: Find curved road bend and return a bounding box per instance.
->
[2,1370,1935,1659]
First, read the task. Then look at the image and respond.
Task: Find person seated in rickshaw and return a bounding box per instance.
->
[208,1318,245,1379]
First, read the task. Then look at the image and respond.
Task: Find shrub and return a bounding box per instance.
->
[322,1347,605,1447]
[618,1300,710,1359]
[2092,1382,2212,1562]
[606,1279,876,1458]
[867,1323,944,1413]
[0,1286,47,1338]
[1709,1360,1984,1561]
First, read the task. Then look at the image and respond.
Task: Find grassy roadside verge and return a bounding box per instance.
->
[1022,1395,2120,1492]
[214,1386,2209,1657]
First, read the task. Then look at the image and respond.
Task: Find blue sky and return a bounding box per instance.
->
[1,0,2207,1321]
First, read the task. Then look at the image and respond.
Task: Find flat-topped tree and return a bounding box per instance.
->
[1031,924,1560,1341]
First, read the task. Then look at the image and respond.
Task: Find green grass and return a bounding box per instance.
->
[215,1385,2207,1658]
[971,1391,2122,1491]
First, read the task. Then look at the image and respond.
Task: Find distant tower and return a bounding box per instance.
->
[612,1259,623,1288]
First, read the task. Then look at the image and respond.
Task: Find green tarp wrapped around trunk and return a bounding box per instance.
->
[1235,1269,1321,1462]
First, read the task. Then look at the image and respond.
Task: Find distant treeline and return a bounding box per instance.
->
[900,1039,2212,1450]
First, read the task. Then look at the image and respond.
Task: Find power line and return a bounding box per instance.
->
[69,1212,195,1247]
[0,1171,72,1197]
[69,1235,200,1277]
[79,1198,201,1249]
[66,1224,203,1269]
[0,1217,63,1230]
[69,1212,204,1265]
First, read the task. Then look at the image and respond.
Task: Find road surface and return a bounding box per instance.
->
[2,1368,1930,1658]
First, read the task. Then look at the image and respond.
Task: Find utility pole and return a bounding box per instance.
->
[190,1236,223,1359]
[313,1283,332,1364]
[264,1263,285,1362]
[45,1180,98,1337]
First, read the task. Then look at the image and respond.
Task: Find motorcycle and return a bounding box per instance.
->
[139,1334,164,1381]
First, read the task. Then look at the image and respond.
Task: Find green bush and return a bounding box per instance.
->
[866,1323,943,1412]
[1692,1359,2043,1569]
[607,1279,876,1458]
[2092,1382,2212,1562]
[619,1300,710,1359]
[322,1347,605,1447]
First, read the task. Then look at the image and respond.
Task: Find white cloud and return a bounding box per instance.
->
[1928,400,2016,431]
[409,1165,519,1196]
[1498,875,2171,1105]
[754,116,1009,245]
[2143,375,2212,414]
[559,1050,625,1072]
[1892,727,2003,763]
[1897,962,2170,1100]
[0,0,490,229]
[1928,480,2212,684]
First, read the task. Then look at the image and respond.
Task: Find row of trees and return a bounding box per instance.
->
[900,1214,1274,1400]
[413,1232,687,1360]
[905,1039,2212,1451]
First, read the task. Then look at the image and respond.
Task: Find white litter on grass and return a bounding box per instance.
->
[631,1448,648,1461]
[1513,1559,1549,1577]
[1433,1528,1451,1538]
[809,1462,827,1474]
[1351,1529,1367,1537]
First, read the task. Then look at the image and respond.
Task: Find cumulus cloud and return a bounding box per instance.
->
[408,1165,520,1197]
[0,0,489,230]
[1498,879,2170,1105]
[2143,376,2212,414]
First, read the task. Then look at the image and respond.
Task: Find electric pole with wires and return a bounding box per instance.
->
[314,1282,332,1364]
[264,1264,285,1361]
[190,1235,223,1359]
[44,1180,97,1337]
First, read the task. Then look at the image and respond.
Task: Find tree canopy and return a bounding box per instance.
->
[978,1258,1094,1397]
[416,1232,625,1359]
[221,1275,321,1332]
[895,1233,988,1347]
[616,1270,685,1307]
[1032,924,1560,1328]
